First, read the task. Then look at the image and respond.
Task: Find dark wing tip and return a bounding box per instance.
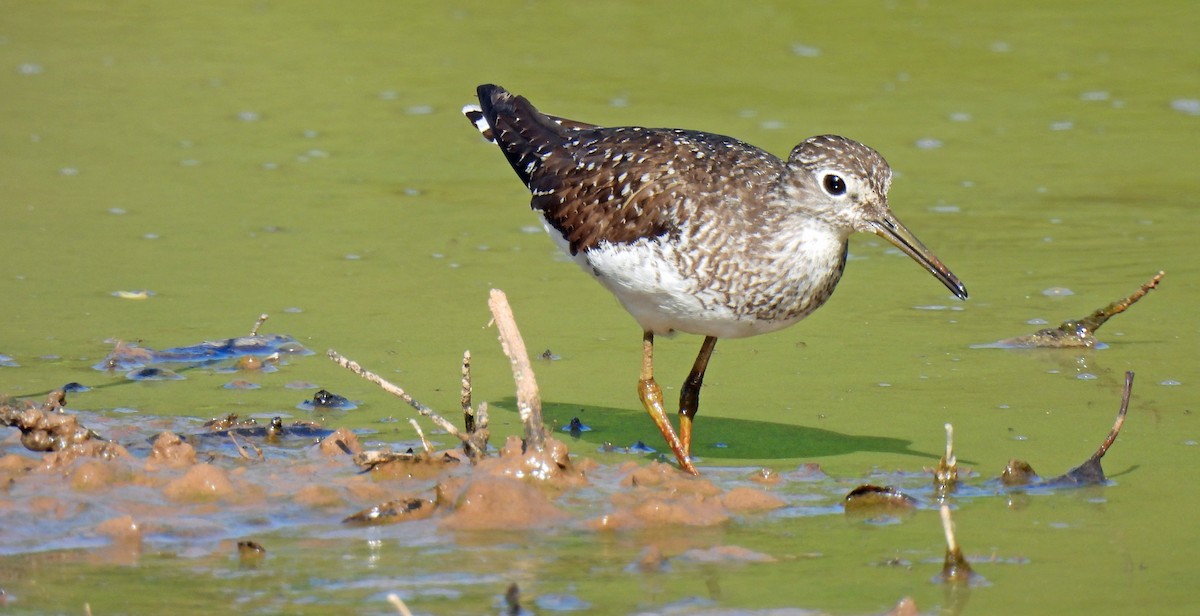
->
[476,83,504,100]
[476,84,512,120]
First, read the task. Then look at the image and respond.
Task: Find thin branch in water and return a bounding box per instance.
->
[409,419,433,456]
[327,349,465,442]
[487,288,545,451]
[1077,272,1164,333]
[228,432,263,461]
[250,313,270,336]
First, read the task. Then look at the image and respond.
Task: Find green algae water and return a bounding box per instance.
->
[2,1,1198,614]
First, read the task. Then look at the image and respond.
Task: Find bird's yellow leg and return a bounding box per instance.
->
[637,332,699,475]
[678,336,718,457]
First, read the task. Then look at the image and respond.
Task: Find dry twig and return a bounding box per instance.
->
[327,350,464,440]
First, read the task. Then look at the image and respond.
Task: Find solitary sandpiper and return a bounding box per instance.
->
[464,84,967,474]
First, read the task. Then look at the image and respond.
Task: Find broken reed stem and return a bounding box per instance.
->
[250,313,269,336]
[933,422,958,496]
[386,593,414,616]
[944,423,955,466]
[939,504,975,583]
[940,505,958,554]
[487,288,545,451]
[461,350,475,433]
[408,419,433,455]
[1094,371,1134,460]
[326,349,466,442]
[476,401,490,433]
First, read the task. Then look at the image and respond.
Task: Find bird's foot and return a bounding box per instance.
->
[638,378,699,475]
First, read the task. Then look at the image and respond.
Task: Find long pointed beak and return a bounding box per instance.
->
[869,213,968,300]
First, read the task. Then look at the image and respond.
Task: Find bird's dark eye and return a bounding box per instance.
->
[823,174,847,196]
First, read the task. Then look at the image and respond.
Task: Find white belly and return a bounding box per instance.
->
[542,219,844,339]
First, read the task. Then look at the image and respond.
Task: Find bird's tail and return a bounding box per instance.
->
[463,85,556,187]
[461,104,493,142]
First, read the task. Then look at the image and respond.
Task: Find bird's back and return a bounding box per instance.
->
[474,84,788,255]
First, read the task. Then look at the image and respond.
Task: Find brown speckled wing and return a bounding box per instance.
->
[477,84,786,255]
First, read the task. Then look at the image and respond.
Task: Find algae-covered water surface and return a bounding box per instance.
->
[2,2,1198,614]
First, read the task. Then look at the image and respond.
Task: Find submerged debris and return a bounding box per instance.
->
[95,333,312,372]
[203,414,258,431]
[1000,459,1040,486]
[843,484,917,520]
[886,597,921,616]
[199,417,331,443]
[343,497,437,525]
[236,540,267,567]
[233,355,275,372]
[982,271,1164,348]
[126,367,185,381]
[564,417,592,436]
[298,388,357,411]
[353,448,462,474]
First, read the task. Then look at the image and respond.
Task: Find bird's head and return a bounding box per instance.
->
[783,135,967,300]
